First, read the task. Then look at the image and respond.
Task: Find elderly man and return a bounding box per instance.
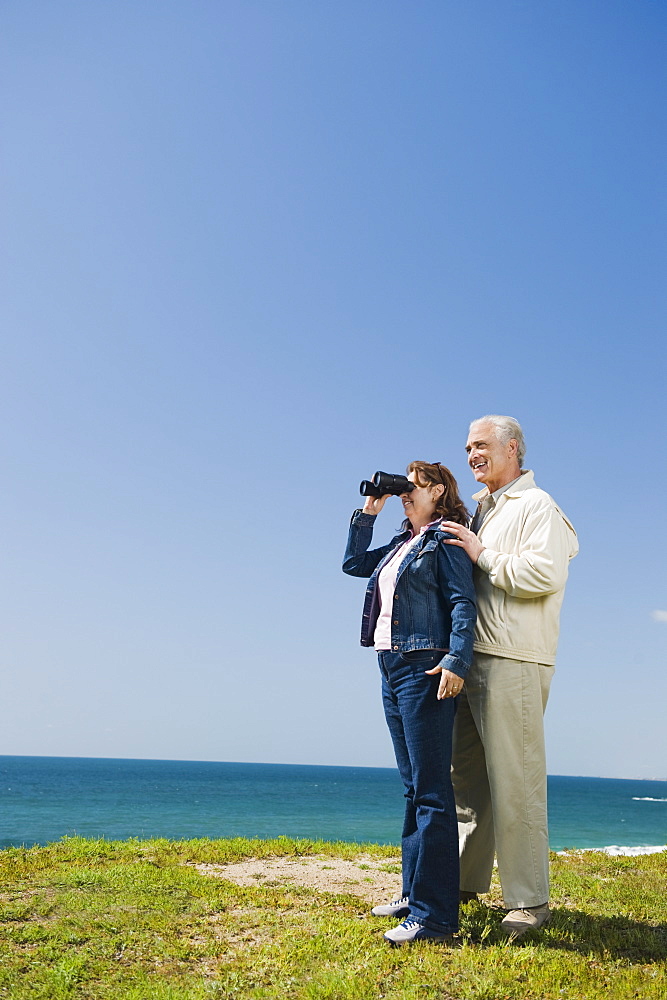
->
[442,415,578,938]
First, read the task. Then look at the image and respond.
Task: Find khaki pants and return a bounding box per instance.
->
[451,653,553,909]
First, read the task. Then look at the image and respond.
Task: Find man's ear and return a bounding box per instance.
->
[508,438,519,458]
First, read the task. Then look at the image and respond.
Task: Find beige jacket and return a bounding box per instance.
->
[473,470,578,665]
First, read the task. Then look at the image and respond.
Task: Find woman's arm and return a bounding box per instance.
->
[342,505,405,578]
[433,538,477,677]
[425,541,477,699]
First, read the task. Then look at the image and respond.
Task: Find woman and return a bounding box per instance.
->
[343,461,476,946]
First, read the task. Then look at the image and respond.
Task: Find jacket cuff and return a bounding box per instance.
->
[439,653,470,679]
[351,510,377,525]
[476,548,495,574]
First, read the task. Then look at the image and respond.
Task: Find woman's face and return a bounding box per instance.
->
[400,471,442,524]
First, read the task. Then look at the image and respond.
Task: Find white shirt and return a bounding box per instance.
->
[373,519,441,650]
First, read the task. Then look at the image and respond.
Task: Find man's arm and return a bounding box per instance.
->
[443,500,577,598]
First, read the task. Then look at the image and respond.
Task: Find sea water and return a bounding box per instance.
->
[1,756,665,853]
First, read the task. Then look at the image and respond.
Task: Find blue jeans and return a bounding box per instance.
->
[378,649,459,934]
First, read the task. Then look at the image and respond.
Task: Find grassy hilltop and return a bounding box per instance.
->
[0,836,665,999]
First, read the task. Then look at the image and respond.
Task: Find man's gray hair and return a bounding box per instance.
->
[470,415,526,466]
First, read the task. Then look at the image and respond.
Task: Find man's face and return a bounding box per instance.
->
[465,421,518,492]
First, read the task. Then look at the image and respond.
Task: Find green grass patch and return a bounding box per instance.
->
[0,837,665,999]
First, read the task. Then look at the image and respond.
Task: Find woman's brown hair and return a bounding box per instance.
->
[406,461,469,526]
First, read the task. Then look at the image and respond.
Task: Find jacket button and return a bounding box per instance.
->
[393,645,399,650]
[393,620,398,625]
[393,595,398,600]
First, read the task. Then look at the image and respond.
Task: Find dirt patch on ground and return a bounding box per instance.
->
[193,854,403,903]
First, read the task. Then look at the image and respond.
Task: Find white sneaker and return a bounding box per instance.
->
[383,917,453,947]
[371,895,410,918]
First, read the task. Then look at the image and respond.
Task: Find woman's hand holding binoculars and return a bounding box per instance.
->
[360,471,413,516]
[362,493,392,516]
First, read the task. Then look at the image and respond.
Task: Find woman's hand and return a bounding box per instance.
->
[425,664,465,700]
[363,493,392,516]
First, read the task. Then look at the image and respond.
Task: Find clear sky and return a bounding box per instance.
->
[1,1,665,779]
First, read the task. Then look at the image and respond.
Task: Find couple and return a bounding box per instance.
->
[343,415,578,946]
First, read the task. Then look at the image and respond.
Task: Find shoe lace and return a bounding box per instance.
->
[400,918,421,930]
[392,896,409,906]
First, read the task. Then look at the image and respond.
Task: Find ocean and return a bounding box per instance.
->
[1,756,666,854]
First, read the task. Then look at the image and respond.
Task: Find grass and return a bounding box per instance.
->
[0,836,665,999]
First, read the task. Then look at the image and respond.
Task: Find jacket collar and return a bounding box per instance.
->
[472,469,536,504]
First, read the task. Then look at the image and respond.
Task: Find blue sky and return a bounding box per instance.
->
[1,1,665,779]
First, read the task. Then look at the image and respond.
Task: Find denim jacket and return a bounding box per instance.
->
[343,510,476,679]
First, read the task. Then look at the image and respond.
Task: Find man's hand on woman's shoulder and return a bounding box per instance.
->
[441,521,485,564]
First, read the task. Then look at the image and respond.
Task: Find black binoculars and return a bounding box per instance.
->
[360,471,416,498]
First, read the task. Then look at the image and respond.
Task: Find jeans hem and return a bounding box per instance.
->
[409,913,458,935]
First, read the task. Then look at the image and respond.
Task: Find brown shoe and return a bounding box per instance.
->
[501,904,551,939]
